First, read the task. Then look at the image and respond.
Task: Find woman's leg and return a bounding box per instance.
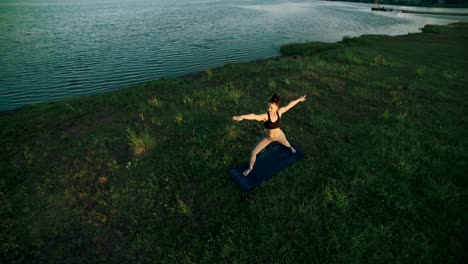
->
[244,135,272,176]
[275,130,296,153]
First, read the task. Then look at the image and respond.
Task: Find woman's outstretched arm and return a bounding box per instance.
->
[232,113,267,122]
[278,95,307,115]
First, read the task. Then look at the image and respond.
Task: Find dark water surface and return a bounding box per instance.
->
[1,0,467,111]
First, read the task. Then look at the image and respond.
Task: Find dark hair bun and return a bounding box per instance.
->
[269,93,280,104]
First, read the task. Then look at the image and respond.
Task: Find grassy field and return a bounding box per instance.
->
[1,22,467,263]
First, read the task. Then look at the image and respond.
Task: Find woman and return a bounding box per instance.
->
[232,93,307,176]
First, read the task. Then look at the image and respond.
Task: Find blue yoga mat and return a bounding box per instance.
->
[228,144,304,191]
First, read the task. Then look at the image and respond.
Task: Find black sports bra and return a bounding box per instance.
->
[264,111,281,129]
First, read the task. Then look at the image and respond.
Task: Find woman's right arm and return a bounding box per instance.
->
[232,113,266,122]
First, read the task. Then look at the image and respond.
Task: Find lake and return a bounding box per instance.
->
[1,0,467,112]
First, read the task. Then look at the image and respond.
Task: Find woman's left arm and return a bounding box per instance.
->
[279,95,307,114]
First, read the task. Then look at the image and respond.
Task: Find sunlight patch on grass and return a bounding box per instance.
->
[175,113,183,126]
[127,127,156,156]
[441,70,460,81]
[373,54,399,67]
[177,196,191,215]
[148,97,160,107]
[125,157,140,169]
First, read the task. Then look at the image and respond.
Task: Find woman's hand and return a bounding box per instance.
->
[298,95,307,102]
[232,116,243,121]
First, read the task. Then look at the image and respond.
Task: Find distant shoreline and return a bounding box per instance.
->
[326,0,468,9]
[393,8,468,16]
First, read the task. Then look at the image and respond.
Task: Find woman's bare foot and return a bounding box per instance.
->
[290,147,296,154]
[243,168,253,176]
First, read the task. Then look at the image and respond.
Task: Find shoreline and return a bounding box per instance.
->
[0,55,301,116]
[397,9,468,16]
[375,8,468,16]
[0,22,463,117]
[327,0,468,9]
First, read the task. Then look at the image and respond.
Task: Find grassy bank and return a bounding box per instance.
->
[1,23,467,263]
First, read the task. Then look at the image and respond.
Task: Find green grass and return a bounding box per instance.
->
[127,127,156,156]
[280,42,342,57]
[1,23,467,263]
